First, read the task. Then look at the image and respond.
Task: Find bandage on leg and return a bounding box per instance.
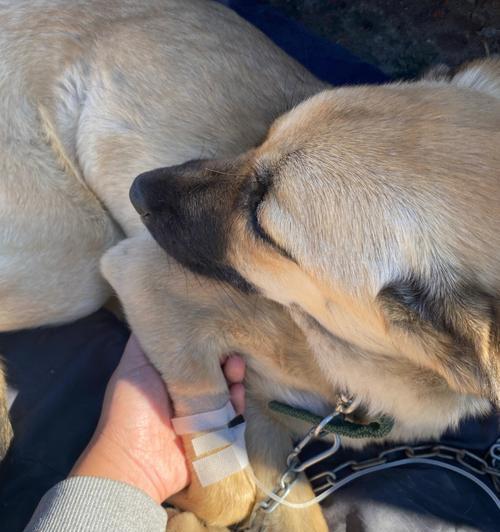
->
[172,402,250,487]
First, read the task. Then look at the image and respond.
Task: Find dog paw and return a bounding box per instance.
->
[101,235,161,287]
[167,509,229,531]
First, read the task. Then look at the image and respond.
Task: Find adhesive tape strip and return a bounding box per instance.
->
[192,422,249,487]
[192,426,236,456]
[172,401,236,435]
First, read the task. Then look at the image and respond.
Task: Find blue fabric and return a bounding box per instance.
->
[305,413,500,532]
[0,311,128,532]
[216,1,388,86]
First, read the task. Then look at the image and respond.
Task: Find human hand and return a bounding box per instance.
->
[71,334,245,503]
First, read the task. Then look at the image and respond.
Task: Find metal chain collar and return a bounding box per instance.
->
[234,409,499,531]
[310,439,500,496]
[258,408,500,515]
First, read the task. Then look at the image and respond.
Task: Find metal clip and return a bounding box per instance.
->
[260,411,341,513]
[290,435,341,472]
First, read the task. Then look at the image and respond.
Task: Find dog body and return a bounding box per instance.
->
[0,0,321,331]
[105,60,500,529]
[1,1,499,530]
[116,59,500,527]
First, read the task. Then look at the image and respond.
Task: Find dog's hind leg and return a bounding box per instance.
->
[0,362,13,460]
[0,68,121,331]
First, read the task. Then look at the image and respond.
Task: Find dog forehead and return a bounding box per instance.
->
[258,84,500,191]
[261,91,338,153]
[257,86,420,170]
[263,83,494,150]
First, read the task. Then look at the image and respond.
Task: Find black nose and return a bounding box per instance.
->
[129,173,152,217]
[130,160,207,218]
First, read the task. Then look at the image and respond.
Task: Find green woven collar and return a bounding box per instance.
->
[268,400,394,439]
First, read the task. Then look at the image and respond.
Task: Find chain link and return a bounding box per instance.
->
[310,440,500,497]
[489,439,500,491]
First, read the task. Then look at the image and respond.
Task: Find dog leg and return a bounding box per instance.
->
[0,362,13,460]
[101,236,257,527]
[167,509,228,531]
[101,236,329,530]
[243,397,328,532]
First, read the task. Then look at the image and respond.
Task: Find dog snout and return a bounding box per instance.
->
[129,169,170,218]
[130,159,212,219]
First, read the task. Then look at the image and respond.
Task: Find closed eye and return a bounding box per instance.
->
[248,176,272,243]
[244,173,295,261]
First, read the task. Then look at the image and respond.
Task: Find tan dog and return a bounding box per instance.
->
[0,0,322,459]
[101,58,500,530]
[1,0,499,530]
[102,237,332,531]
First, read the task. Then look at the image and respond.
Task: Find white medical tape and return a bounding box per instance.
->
[192,426,236,456]
[192,422,249,487]
[171,401,236,435]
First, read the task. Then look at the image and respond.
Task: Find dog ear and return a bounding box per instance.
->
[378,276,499,404]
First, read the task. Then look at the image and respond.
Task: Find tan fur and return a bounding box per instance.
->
[226,76,500,429]
[0,0,325,528]
[101,57,499,527]
[101,236,330,530]
[1,0,499,530]
[0,361,13,460]
[0,0,321,332]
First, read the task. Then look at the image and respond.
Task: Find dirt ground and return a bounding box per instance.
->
[261,0,500,78]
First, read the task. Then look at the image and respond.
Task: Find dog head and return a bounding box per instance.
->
[131,71,500,436]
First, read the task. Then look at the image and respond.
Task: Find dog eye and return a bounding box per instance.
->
[240,169,271,243]
[252,169,273,206]
[248,178,269,237]
[244,173,295,261]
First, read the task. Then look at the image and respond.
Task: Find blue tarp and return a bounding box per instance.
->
[0,2,498,531]
[217,1,388,86]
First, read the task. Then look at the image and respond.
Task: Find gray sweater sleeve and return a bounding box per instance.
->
[24,477,168,532]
